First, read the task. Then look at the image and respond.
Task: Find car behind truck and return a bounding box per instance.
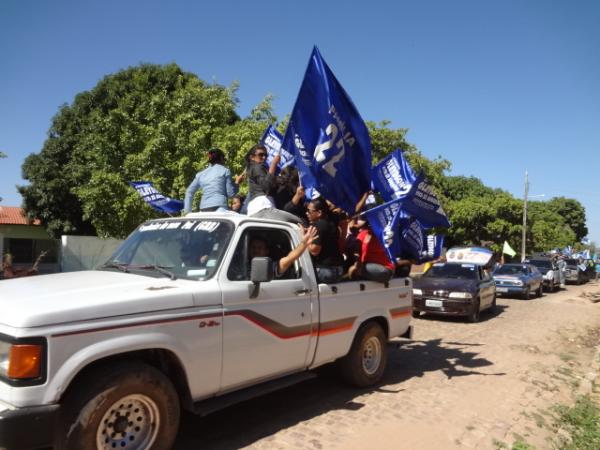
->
[0,212,413,450]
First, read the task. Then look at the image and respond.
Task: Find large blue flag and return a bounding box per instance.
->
[372,149,417,202]
[282,46,372,214]
[260,124,295,172]
[128,181,183,214]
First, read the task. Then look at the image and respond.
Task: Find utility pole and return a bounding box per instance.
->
[521,170,529,262]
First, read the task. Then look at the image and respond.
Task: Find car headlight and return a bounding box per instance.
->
[514,280,523,286]
[0,338,44,381]
[413,288,423,296]
[449,292,472,299]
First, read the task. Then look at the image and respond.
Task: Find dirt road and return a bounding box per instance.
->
[175,281,600,450]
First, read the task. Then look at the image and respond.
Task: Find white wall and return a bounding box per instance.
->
[61,235,123,272]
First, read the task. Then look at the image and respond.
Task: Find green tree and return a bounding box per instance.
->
[20,63,246,238]
[546,197,588,241]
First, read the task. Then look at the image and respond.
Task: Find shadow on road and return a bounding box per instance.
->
[174,337,502,449]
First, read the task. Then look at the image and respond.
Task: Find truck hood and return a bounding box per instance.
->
[0,270,197,328]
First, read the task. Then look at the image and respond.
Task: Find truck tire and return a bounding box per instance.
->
[412,310,421,318]
[56,362,180,450]
[338,322,387,387]
[536,284,543,297]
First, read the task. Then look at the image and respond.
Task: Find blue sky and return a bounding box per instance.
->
[1,0,599,243]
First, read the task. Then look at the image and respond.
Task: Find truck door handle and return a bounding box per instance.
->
[295,288,310,296]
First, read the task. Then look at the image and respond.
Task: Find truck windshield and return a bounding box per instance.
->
[100,219,234,280]
[423,263,478,280]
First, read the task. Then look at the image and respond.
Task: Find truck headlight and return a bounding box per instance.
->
[449,292,472,299]
[514,280,523,286]
[0,339,44,381]
[413,288,423,296]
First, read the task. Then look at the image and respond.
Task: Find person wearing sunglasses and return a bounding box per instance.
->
[245,144,303,224]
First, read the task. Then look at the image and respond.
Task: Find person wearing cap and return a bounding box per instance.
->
[183,148,237,213]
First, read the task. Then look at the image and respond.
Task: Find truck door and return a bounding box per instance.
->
[219,225,314,391]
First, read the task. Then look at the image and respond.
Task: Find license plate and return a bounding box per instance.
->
[425,299,443,307]
[496,287,508,293]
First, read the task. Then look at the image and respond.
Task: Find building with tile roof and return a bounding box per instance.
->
[0,206,59,277]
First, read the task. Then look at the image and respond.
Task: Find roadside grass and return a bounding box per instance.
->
[492,437,536,450]
[552,395,600,450]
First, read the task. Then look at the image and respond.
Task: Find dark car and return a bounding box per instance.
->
[412,262,496,323]
[564,258,586,284]
[525,257,560,292]
[493,263,544,299]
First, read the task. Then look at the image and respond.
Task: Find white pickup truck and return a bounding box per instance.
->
[0,213,413,450]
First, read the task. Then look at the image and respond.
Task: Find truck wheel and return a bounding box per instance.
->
[412,310,421,318]
[537,284,543,297]
[338,322,387,387]
[468,299,480,323]
[57,362,179,450]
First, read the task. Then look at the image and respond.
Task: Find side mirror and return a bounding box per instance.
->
[249,257,273,298]
[250,257,274,283]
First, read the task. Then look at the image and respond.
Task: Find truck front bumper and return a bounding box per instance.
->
[0,402,58,450]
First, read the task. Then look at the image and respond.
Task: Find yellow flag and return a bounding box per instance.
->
[502,241,517,257]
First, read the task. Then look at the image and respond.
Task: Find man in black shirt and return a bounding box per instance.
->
[305,198,344,283]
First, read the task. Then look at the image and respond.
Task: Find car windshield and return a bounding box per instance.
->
[100,219,234,280]
[495,265,527,275]
[423,263,478,280]
[528,260,552,270]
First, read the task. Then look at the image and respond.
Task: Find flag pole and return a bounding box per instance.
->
[521,170,529,262]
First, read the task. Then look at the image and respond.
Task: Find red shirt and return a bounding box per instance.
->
[357,229,395,270]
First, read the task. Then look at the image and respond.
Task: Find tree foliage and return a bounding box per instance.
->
[20,64,253,238]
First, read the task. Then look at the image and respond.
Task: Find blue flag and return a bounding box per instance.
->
[260,125,295,173]
[372,149,417,202]
[128,181,183,214]
[400,173,451,229]
[398,218,425,260]
[282,46,372,214]
[423,233,445,262]
[362,198,409,261]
